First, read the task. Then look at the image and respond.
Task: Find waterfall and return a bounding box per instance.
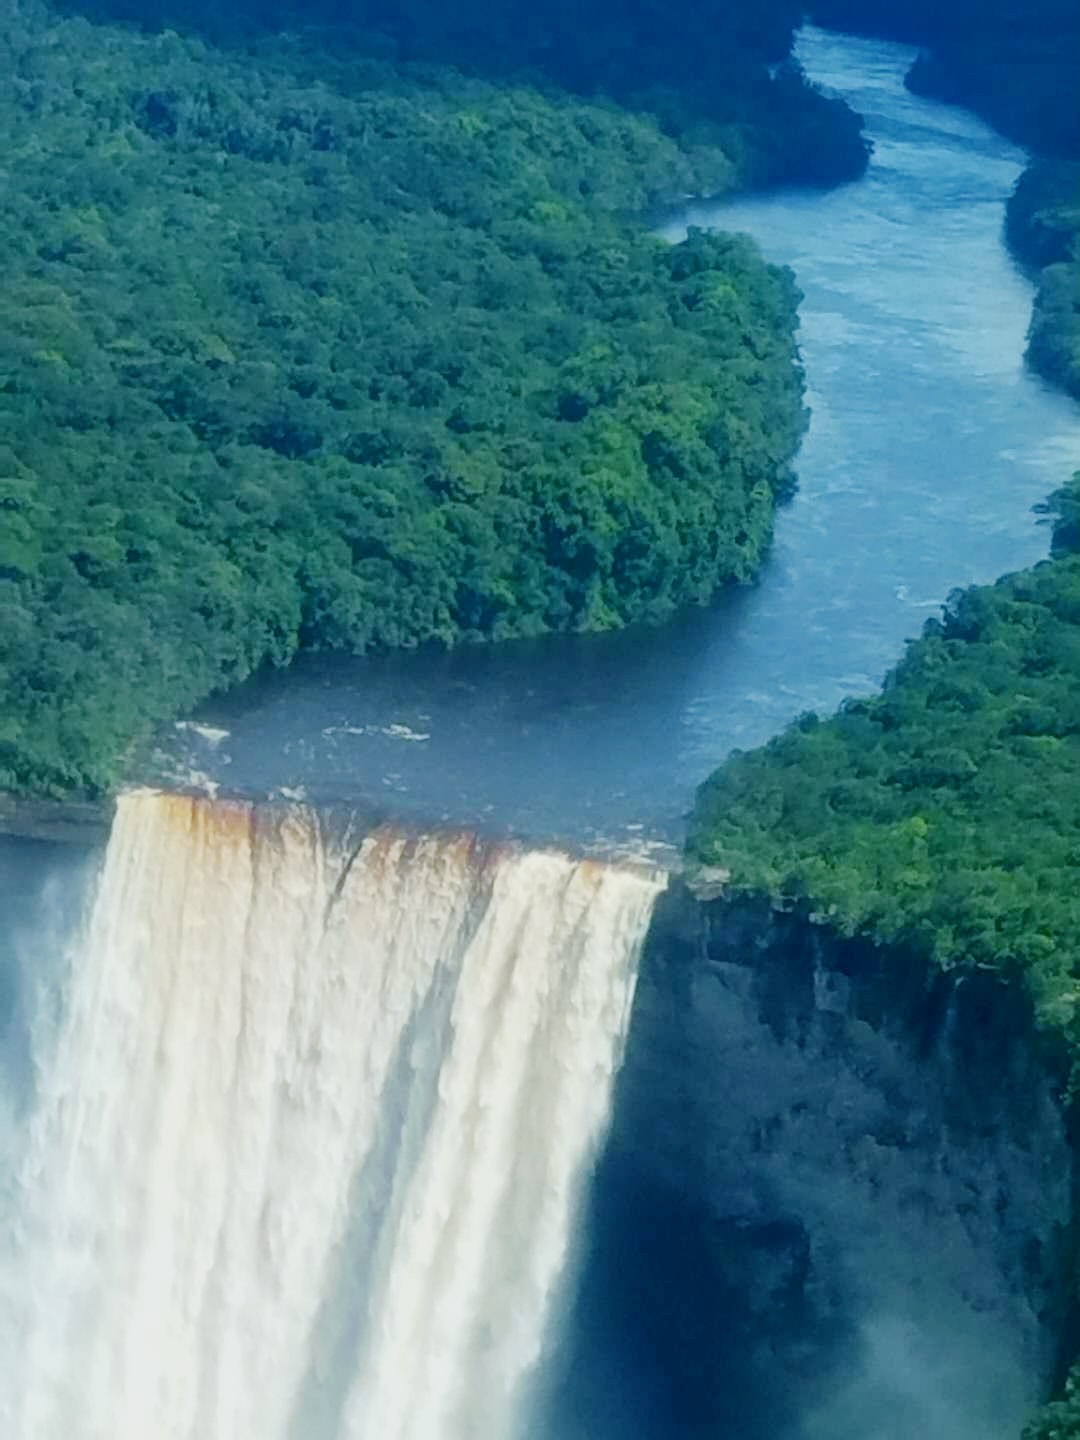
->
[1,792,663,1440]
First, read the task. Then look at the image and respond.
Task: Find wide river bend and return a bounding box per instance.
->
[145,25,1080,858]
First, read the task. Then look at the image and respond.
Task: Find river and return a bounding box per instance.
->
[144,24,1080,859]
[2,23,1079,1440]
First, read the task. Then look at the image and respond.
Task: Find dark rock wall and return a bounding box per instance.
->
[534,887,1073,1438]
[0,795,112,846]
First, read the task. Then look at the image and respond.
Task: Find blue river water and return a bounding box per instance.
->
[1,26,1076,1440]
[146,27,1080,859]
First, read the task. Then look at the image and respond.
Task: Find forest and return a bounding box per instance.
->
[690,475,1080,1436]
[0,0,870,799]
[60,0,870,188]
[1007,162,1080,401]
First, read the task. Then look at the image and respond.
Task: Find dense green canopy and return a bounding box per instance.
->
[61,0,870,187]
[0,0,869,798]
[1007,162,1080,401]
[1027,1375,1080,1440]
[690,471,1080,1429]
[690,474,1080,1032]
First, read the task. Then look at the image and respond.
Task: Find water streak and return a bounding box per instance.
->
[1,792,662,1440]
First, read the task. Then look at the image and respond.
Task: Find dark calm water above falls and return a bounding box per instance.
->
[150,26,1080,856]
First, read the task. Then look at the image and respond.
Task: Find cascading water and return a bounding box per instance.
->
[0,792,663,1440]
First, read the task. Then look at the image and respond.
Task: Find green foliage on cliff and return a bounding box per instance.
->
[1007,162,1080,402]
[1025,1373,1080,1440]
[689,472,1080,1035]
[1008,164,1080,272]
[0,0,862,799]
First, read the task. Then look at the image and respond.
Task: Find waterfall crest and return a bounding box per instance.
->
[2,792,663,1440]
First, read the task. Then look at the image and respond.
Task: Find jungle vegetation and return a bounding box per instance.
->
[1007,162,1080,402]
[60,0,871,188]
[0,0,869,798]
[688,476,1080,1435]
[690,473,1080,1035]
[810,0,1080,157]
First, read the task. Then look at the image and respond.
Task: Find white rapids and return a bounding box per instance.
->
[1,791,664,1440]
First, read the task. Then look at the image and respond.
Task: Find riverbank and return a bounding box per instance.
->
[541,882,1072,1435]
[1006,163,1080,401]
[909,41,1080,412]
[809,0,1079,158]
[0,0,872,805]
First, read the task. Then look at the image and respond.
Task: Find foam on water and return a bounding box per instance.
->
[0,792,662,1440]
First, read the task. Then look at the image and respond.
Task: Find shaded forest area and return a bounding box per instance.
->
[1007,163,1080,401]
[0,0,871,799]
[59,0,870,188]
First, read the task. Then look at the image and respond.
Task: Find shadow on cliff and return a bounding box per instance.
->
[534,1149,829,1438]
[528,889,1071,1439]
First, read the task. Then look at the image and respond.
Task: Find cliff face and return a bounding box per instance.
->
[2,821,1072,1434]
[539,888,1073,1438]
[0,796,112,846]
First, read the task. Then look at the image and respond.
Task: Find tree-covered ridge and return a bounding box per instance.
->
[1007,162,1080,402]
[689,474,1080,1036]
[0,1,826,798]
[59,0,871,189]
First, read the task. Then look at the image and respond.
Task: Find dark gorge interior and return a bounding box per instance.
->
[537,891,1072,1438]
[2,829,1071,1438]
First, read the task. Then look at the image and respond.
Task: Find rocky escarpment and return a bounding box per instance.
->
[538,886,1073,1438]
[0,795,113,846]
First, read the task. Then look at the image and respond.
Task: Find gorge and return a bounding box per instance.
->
[2,19,1080,1440]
